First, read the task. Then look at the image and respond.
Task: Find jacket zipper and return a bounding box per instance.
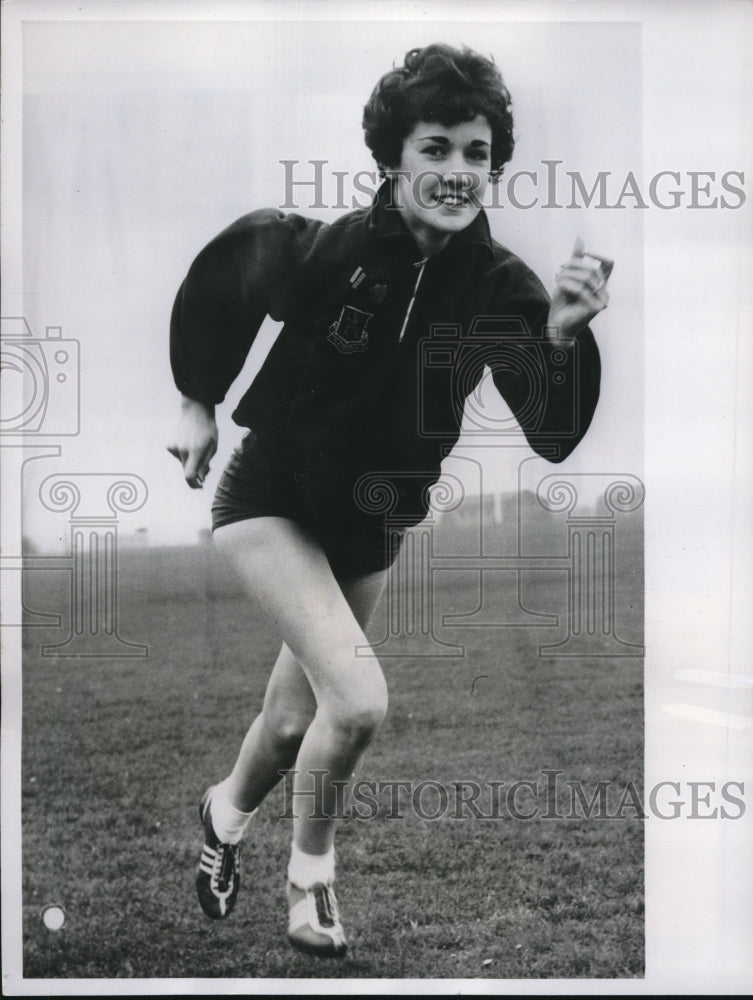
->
[397,257,428,343]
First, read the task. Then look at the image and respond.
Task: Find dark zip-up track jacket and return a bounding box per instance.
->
[171,185,601,528]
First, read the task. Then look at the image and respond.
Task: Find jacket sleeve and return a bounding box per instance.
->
[488,256,601,463]
[169,208,314,406]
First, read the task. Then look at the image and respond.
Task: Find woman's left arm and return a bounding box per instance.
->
[547,237,612,341]
[487,242,606,463]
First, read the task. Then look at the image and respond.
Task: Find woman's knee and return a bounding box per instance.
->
[321,672,389,745]
[262,697,316,750]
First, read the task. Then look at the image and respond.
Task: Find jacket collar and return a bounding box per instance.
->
[367,179,494,258]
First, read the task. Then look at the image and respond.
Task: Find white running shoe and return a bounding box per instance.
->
[287,881,348,958]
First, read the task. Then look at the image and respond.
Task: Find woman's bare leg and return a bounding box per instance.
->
[213,517,388,856]
[222,573,386,813]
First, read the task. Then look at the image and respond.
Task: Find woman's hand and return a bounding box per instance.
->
[547,237,612,341]
[167,396,218,489]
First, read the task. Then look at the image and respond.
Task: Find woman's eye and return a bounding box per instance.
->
[467,149,490,162]
[421,145,446,158]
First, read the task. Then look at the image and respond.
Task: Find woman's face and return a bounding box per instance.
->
[389,116,493,254]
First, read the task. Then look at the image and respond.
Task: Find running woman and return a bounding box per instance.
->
[168,43,609,958]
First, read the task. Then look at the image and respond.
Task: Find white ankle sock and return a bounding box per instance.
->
[210,779,257,845]
[287,843,336,889]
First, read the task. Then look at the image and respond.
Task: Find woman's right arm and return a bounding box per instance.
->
[167,395,218,490]
[167,209,318,488]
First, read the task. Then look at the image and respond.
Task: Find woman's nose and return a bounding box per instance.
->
[442,156,473,187]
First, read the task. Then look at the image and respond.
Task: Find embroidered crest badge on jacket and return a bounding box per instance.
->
[327,305,372,354]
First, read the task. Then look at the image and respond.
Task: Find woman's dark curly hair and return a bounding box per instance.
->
[362,44,514,180]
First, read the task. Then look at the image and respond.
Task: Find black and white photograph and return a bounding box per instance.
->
[1,0,751,994]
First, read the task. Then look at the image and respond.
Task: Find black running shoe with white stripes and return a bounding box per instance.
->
[196,786,240,919]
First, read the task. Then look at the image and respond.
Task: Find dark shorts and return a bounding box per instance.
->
[211,431,404,577]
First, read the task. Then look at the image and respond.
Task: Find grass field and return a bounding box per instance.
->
[20,510,644,981]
